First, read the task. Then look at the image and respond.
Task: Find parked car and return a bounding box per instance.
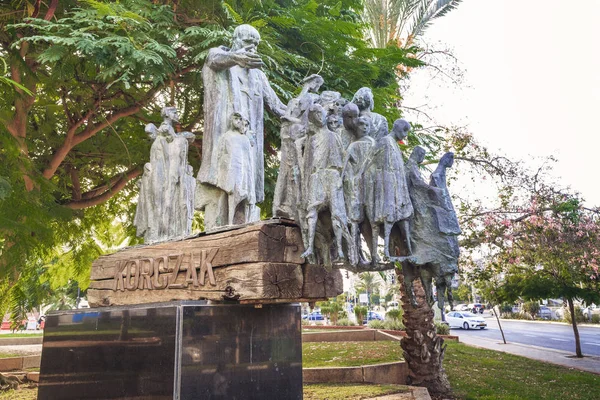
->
[303,312,324,321]
[445,311,487,330]
[537,306,552,320]
[454,304,470,311]
[468,303,485,314]
[363,311,384,325]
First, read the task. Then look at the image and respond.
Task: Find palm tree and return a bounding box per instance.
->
[396,269,452,396]
[363,0,462,48]
[355,272,381,304]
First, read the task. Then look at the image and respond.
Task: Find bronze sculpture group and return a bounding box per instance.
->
[133,25,461,312]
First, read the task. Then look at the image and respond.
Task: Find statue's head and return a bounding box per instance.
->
[351,87,374,111]
[342,102,360,132]
[232,24,261,52]
[161,106,179,123]
[302,74,324,93]
[230,112,249,134]
[326,114,341,131]
[356,116,371,138]
[410,146,426,164]
[440,152,454,168]
[308,104,326,128]
[319,90,341,104]
[391,119,411,141]
[334,97,349,111]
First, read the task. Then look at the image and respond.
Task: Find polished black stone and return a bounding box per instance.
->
[38,302,302,400]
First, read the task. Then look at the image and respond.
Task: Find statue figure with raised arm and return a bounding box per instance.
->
[134,106,196,243]
[196,24,286,231]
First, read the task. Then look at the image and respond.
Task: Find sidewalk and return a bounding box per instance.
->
[489,315,600,329]
[458,334,600,375]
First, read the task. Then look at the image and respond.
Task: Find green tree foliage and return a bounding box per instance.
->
[370,292,381,305]
[522,301,540,319]
[354,305,367,322]
[356,272,381,301]
[386,308,402,320]
[0,0,423,315]
[452,283,471,303]
[460,147,600,357]
[318,298,344,325]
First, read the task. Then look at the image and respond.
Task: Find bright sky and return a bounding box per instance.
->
[403,0,600,206]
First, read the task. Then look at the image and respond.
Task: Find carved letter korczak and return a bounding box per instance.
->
[111,249,219,291]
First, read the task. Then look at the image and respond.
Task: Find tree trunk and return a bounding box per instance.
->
[397,271,452,397]
[492,305,507,344]
[567,297,583,357]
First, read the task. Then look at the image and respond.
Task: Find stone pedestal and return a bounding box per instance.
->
[38,301,302,399]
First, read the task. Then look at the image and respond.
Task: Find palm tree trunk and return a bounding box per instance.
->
[397,271,452,397]
[567,297,583,358]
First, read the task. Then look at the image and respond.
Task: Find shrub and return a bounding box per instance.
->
[367,320,385,329]
[336,318,356,326]
[591,314,600,324]
[302,319,310,326]
[500,303,513,314]
[354,306,367,323]
[565,306,586,324]
[383,318,404,331]
[435,322,450,335]
[523,301,540,318]
[501,312,533,320]
[338,310,348,320]
[386,309,402,320]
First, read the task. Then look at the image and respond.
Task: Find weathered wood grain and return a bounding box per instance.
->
[302,265,344,298]
[88,262,303,306]
[90,221,303,281]
[87,221,344,307]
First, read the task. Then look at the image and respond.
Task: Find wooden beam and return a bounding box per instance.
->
[87,220,344,307]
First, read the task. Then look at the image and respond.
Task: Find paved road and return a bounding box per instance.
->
[453,313,600,356]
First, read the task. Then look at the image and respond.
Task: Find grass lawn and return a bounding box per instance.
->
[0,387,37,400]
[304,384,409,399]
[0,353,19,359]
[0,333,43,338]
[302,340,402,368]
[445,341,600,400]
[0,384,408,400]
[4,341,599,399]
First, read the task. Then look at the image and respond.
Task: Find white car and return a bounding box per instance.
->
[446,311,487,330]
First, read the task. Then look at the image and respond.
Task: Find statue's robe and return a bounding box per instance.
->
[215,130,256,208]
[365,135,413,225]
[197,46,286,204]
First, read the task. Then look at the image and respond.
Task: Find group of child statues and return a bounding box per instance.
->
[269,75,461,309]
[132,25,461,310]
[133,77,461,310]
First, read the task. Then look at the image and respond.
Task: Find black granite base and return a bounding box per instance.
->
[38,301,302,399]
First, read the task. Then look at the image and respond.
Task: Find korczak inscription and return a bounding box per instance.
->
[112,249,218,291]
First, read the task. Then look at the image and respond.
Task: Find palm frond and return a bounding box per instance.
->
[408,0,462,38]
